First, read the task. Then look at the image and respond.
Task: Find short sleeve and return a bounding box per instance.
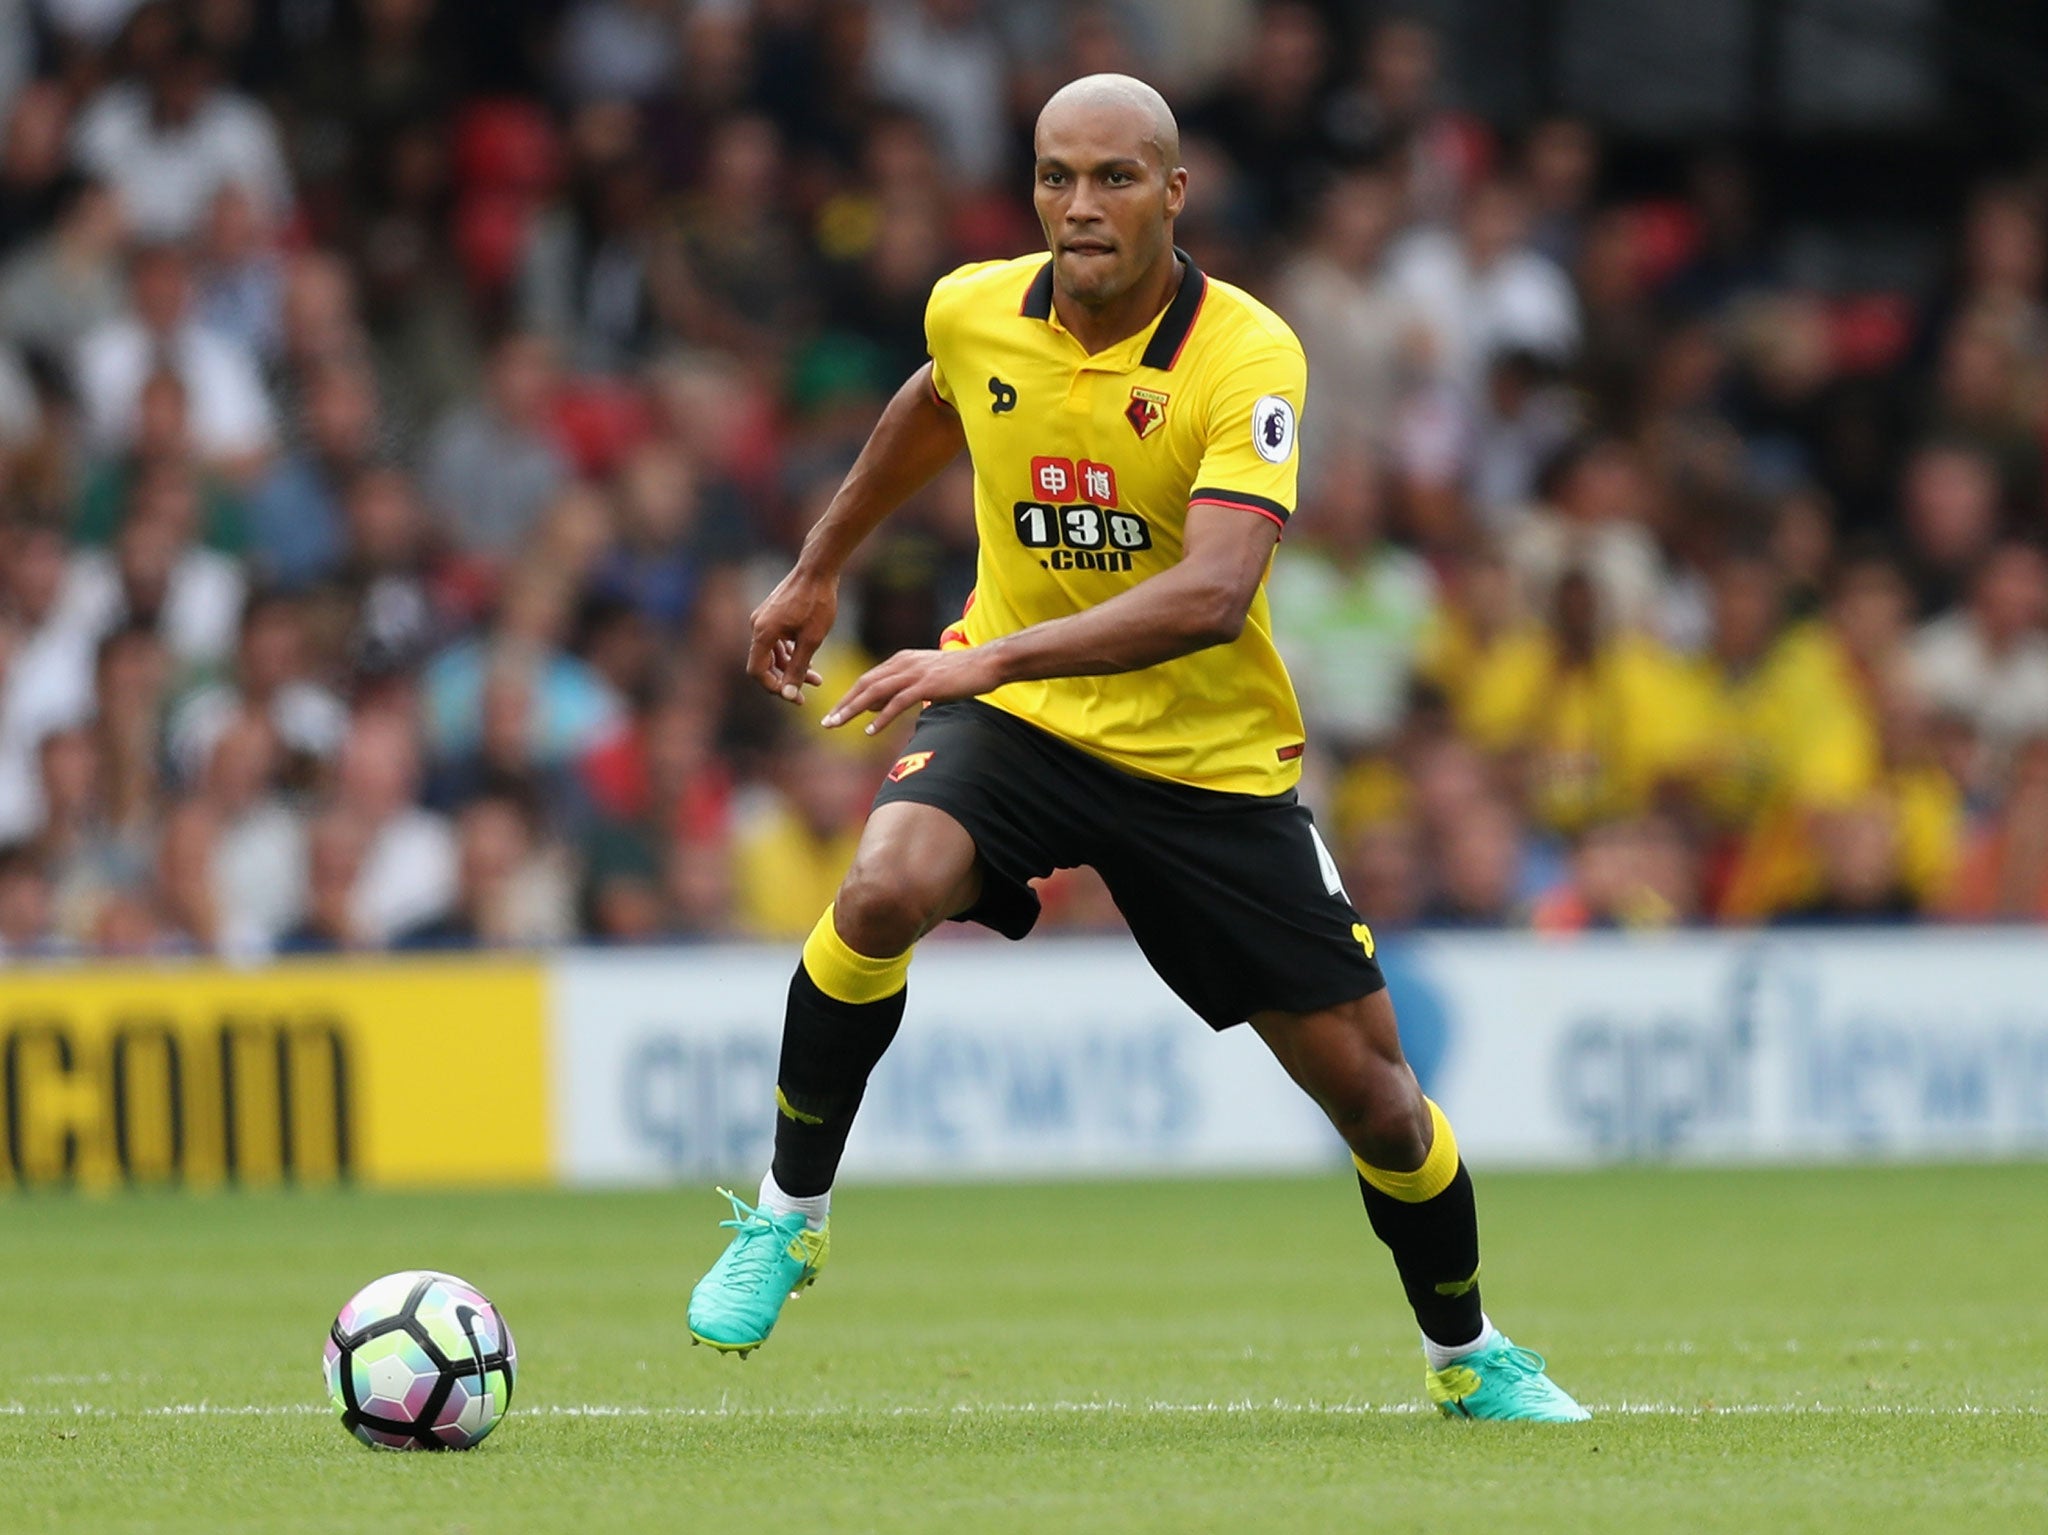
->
[1188,337,1308,532]
[923,263,978,410]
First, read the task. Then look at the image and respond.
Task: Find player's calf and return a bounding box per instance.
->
[1255,996,1590,1420]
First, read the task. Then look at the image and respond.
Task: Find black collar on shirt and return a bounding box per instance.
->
[1019,248,1208,372]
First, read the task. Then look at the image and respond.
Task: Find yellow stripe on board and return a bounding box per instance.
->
[0,958,549,1190]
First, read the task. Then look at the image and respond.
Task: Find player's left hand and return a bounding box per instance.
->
[822,647,1001,735]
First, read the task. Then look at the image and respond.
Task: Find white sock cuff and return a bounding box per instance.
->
[1422,1314,1495,1371]
[758,1171,831,1230]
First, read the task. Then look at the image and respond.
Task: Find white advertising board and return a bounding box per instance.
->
[551,930,2048,1184]
[1388,930,2048,1164]
[550,941,1337,1184]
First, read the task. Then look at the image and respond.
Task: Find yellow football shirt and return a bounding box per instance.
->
[925,251,1309,795]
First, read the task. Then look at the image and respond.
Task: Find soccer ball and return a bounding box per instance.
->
[323,1270,518,1450]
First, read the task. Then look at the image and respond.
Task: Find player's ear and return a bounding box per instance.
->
[1163,165,1188,219]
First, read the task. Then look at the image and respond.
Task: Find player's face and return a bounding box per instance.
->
[1033,107,1186,308]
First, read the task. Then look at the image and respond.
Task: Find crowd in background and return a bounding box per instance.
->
[1,0,2047,959]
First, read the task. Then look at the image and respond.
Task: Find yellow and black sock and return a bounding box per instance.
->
[769,905,912,1198]
[1354,1099,1484,1346]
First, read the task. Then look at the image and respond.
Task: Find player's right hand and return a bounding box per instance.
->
[746,569,835,704]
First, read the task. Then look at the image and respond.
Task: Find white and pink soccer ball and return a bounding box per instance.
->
[323,1270,517,1450]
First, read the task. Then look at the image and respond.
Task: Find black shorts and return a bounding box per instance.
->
[870,699,1386,1030]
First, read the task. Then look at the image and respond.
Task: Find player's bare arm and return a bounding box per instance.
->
[746,362,964,703]
[822,503,1279,734]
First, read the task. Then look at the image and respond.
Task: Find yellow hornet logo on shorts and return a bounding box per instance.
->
[888,750,935,782]
[1352,922,1376,958]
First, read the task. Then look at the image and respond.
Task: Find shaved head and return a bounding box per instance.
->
[1036,73,1181,172]
[1031,73,1188,319]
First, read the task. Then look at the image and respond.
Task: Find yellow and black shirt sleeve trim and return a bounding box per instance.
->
[1188,487,1291,531]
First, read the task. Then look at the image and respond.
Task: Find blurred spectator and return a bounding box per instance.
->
[579,675,735,943]
[396,792,571,949]
[1772,797,1918,924]
[519,107,663,373]
[1684,552,1795,830]
[274,250,371,408]
[422,565,623,767]
[868,0,1008,189]
[663,114,808,356]
[1661,151,1774,319]
[354,120,482,427]
[1949,736,2048,922]
[557,0,682,107]
[197,708,304,952]
[1459,567,1701,834]
[581,672,731,835]
[242,357,381,588]
[1502,435,1663,635]
[84,621,167,838]
[1532,816,1693,931]
[277,807,369,954]
[1714,550,1915,920]
[0,520,96,840]
[0,82,77,256]
[64,464,246,668]
[815,159,962,384]
[1389,175,1580,406]
[1325,16,1479,225]
[151,792,219,950]
[1419,797,1525,927]
[1267,450,1435,755]
[1469,348,1581,529]
[0,841,59,956]
[590,438,743,632]
[193,181,283,363]
[73,366,245,552]
[35,718,142,939]
[1914,183,2046,383]
[1895,440,2005,621]
[168,590,347,785]
[421,331,568,562]
[1910,541,2048,758]
[1272,163,1422,472]
[1520,117,1600,269]
[423,660,572,816]
[75,241,276,468]
[1338,814,1425,932]
[1186,0,1336,233]
[1871,670,1966,911]
[733,737,870,939]
[72,20,290,242]
[0,172,126,359]
[327,465,440,678]
[331,708,455,944]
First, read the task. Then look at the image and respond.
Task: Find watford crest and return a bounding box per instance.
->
[887,750,935,782]
[1125,387,1169,440]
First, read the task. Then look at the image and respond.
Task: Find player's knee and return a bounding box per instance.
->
[833,858,947,956]
[1327,1068,1430,1170]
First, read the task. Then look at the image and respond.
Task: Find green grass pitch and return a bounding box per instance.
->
[2,1165,2044,1533]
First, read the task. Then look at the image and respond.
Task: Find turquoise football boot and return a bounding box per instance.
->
[687,1189,829,1357]
[1425,1334,1591,1421]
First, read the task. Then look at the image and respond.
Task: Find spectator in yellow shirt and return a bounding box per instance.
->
[732,739,872,940]
[1712,550,1960,918]
[1455,567,1706,833]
